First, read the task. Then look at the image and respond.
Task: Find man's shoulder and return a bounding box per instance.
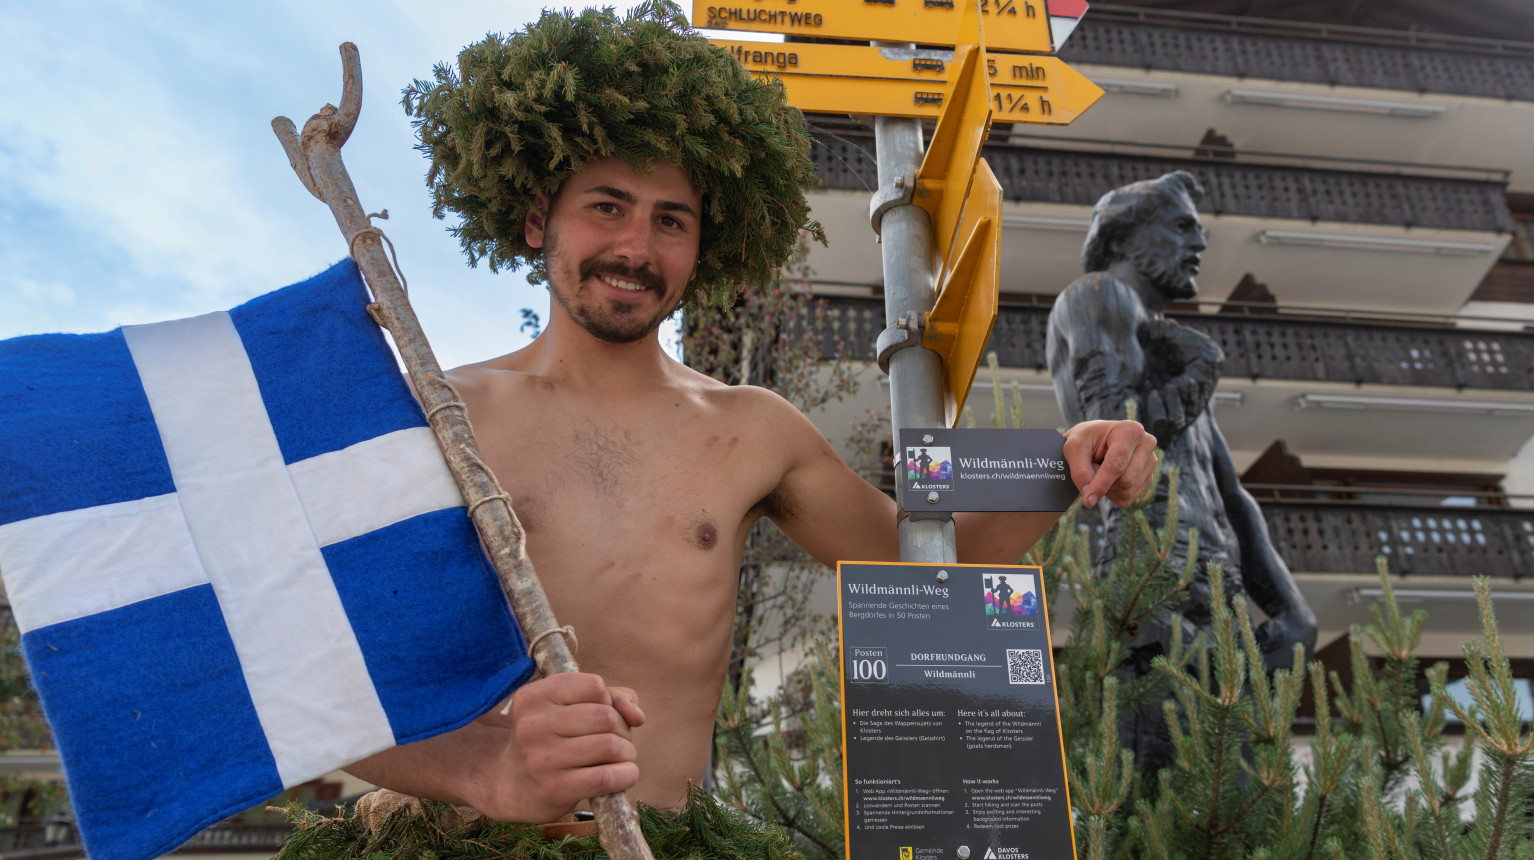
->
[443,358,523,400]
[692,378,804,422]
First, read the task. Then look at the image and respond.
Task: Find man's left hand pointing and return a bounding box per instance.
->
[1063,420,1159,508]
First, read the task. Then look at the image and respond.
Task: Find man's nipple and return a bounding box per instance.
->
[691,520,718,550]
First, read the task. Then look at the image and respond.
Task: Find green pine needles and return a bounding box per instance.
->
[979,353,1534,858]
[276,786,805,860]
[713,640,846,860]
[403,0,824,309]
[1048,492,1534,859]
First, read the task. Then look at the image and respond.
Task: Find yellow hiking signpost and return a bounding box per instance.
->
[925,157,1002,427]
[702,0,1101,428]
[697,0,1055,53]
[713,41,1101,123]
[904,36,1003,425]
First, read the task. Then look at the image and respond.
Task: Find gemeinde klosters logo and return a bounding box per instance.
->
[904,445,953,490]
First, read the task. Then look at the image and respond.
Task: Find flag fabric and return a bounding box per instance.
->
[0,259,536,860]
[1045,0,1088,50]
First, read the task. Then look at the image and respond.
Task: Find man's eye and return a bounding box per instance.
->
[660,215,682,229]
[595,202,619,214]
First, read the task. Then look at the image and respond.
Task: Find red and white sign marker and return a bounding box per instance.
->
[1046,0,1088,50]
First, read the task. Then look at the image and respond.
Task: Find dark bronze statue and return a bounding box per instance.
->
[1046,171,1317,767]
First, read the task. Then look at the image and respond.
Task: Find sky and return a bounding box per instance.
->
[0,0,756,368]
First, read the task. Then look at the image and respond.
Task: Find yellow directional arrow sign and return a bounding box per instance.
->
[712,42,1103,124]
[924,158,1002,427]
[695,0,1055,54]
[914,38,991,273]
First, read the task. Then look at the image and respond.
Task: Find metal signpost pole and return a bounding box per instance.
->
[871,88,958,564]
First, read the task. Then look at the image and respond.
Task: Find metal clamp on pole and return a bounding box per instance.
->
[876,309,927,375]
[869,170,917,238]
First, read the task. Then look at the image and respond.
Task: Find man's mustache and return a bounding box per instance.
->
[580,259,666,292]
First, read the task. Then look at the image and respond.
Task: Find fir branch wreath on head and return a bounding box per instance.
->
[403,0,825,309]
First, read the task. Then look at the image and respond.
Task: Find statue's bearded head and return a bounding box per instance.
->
[1081,171,1207,301]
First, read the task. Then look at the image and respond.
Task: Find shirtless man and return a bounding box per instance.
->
[346,5,1158,823]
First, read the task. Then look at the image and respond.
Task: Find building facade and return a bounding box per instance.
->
[794,0,1534,694]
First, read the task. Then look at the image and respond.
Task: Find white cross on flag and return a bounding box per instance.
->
[0,260,535,860]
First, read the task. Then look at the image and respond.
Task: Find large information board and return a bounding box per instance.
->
[838,562,1075,860]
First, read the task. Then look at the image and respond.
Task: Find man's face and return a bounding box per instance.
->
[526,157,702,344]
[1123,190,1207,301]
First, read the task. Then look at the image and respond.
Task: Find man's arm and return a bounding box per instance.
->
[1209,425,1316,664]
[344,673,645,823]
[758,390,1156,567]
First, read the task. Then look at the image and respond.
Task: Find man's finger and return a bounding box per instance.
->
[526,731,640,774]
[609,686,646,728]
[532,760,642,809]
[542,702,638,740]
[536,672,619,707]
[1108,437,1159,507]
[1064,431,1103,506]
[1080,425,1140,508]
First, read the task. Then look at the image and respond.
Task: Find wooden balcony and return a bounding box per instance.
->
[1260,497,1534,579]
[815,297,1534,393]
[807,130,1514,234]
[1061,3,1534,102]
[176,821,294,853]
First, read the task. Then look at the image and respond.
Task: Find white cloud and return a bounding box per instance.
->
[0,0,658,365]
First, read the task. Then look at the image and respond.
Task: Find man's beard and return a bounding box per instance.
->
[1130,247,1197,301]
[545,239,680,345]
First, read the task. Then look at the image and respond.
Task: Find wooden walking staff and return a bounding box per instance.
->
[271,42,656,860]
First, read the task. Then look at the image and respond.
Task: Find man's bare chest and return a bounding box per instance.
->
[472,410,773,558]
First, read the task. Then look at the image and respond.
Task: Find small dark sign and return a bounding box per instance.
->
[898,428,1077,512]
[838,562,1076,860]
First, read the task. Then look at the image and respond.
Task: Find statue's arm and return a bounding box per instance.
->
[1211,427,1317,661]
[1135,318,1224,447]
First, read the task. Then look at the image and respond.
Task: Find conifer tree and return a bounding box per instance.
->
[712,351,1534,860]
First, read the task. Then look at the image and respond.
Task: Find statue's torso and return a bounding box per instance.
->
[1050,273,1243,621]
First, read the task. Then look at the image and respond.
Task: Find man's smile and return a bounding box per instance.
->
[598,273,648,292]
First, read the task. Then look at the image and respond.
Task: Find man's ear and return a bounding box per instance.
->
[525,193,551,250]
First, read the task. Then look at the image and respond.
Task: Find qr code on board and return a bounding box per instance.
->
[1007,649,1045,684]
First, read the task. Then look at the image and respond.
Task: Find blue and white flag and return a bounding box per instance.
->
[0,260,536,860]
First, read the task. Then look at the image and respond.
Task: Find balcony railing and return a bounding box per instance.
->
[0,823,79,860]
[808,131,1514,233]
[1061,4,1534,102]
[816,298,1534,392]
[176,821,295,852]
[1261,500,1534,579]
